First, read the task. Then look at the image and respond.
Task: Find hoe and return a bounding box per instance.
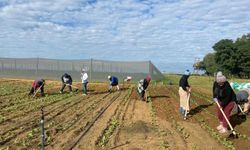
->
[215,100,238,138]
[237,104,246,115]
[184,92,191,120]
[66,84,79,92]
[33,83,44,98]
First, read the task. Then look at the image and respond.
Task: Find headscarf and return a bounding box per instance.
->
[146,75,151,82]
[184,69,191,76]
[216,74,226,83]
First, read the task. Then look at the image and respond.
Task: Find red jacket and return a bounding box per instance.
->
[32,79,44,90]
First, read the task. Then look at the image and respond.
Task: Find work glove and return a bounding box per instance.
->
[213,98,218,103]
[213,98,222,109]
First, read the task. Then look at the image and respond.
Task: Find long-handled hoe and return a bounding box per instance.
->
[237,104,245,114]
[145,91,148,102]
[215,100,238,138]
[66,84,79,92]
[184,92,191,120]
[33,83,44,98]
[237,104,247,119]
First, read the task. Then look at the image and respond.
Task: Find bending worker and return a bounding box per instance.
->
[213,72,236,134]
[236,88,250,115]
[60,73,73,94]
[108,75,119,92]
[137,75,151,101]
[29,79,45,97]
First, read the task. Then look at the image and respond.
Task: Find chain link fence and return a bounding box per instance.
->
[0,58,164,82]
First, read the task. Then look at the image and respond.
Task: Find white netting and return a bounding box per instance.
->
[0,58,164,81]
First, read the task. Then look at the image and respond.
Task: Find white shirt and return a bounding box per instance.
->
[63,77,69,82]
[81,72,88,83]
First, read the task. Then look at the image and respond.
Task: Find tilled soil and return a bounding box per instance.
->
[1,79,250,150]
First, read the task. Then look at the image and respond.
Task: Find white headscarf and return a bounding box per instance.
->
[216,74,226,83]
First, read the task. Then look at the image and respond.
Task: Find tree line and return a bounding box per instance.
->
[194,33,250,78]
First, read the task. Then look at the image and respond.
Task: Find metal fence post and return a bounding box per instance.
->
[71,61,74,71]
[1,60,3,71]
[36,57,39,75]
[14,59,17,71]
[90,58,93,81]
[57,60,60,71]
[149,61,153,77]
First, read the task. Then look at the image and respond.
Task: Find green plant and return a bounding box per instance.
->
[192,144,200,150]
[0,115,5,123]
[99,117,119,147]
[162,140,170,149]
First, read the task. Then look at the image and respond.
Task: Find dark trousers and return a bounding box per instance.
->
[60,83,72,92]
[29,86,44,96]
[82,82,88,94]
[137,89,145,99]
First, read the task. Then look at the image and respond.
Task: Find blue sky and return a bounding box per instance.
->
[0,0,250,73]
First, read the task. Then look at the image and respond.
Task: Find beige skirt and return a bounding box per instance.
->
[179,87,190,111]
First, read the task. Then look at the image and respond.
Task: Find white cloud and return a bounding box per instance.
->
[0,0,250,72]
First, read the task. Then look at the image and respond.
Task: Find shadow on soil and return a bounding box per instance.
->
[123,120,153,134]
[189,103,214,116]
[149,95,170,99]
[89,88,129,95]
[120,87,129,91]
[230,114,247,128]
[111,141,130,150]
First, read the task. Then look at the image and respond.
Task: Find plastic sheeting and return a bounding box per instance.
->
[230,82,250,90]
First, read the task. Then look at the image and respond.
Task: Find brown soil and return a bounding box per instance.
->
[1,79,250,150]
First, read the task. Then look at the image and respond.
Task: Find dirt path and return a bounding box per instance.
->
[46,91,125,150]
[151,85,226,150]
[72,91,127,150]
[3,79,250,150]
[110,88,185,150]
[166,84,250,149]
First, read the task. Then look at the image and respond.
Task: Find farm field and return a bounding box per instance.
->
[0,76,250,150]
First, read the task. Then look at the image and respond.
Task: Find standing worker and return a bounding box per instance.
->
[29,79,45,97]
[60,73,73,94]
[235,88,250,115]
[108,75,119,92]
[81,69,88,96]
[179,70,191,117]
[137,75,151,101]
[213,72,237,134]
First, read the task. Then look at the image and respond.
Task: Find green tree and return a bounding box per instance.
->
[204,33,250,78]
[235,35,250,78]
[202,53,218,75]
[193,61,205,70]
[213,39,240,75]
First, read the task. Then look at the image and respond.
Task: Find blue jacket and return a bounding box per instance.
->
[110,76,118,86]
